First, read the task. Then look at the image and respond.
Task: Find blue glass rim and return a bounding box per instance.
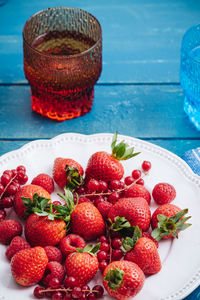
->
[182,23,200,65]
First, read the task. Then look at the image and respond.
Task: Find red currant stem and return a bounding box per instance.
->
[83,171,149,198]
[39,288,98,294]
[0,174,17,200]
[106,225,112,263]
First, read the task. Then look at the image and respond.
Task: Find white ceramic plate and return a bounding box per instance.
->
[0,133,200,300]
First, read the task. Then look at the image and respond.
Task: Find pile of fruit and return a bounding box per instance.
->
[0,133,191,300]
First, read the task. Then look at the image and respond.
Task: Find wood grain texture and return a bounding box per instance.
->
[0,85,199,139]
[0,0,200,83]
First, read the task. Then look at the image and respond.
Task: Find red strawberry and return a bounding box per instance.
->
[44,246,63,263]
[42,261,65,286]
[71,202,106,241]
[125,184,151,205]
[124,237,161,274]
[59,234,86,257]
[11,246,48,287]
[151,204,191,241]
[53,157,84,188]
[152,183,176,205]
[103,260,145,300]
[97,201,113,219]
[65,245,99,287]
[31,173,54,194]
[108,197,151,231]
[0,219,22,245]
[25,213,67,247]
[142,232,159,248]
[14,184,51,219]
[85,132,140,182]
[6,236,31,260]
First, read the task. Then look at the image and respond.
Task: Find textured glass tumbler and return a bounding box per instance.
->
[180,24,200,130]
[23,7,102,121]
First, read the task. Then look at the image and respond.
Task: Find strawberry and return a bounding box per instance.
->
[53,157,84,189]
[71,202,106,241]
[44,246,63,263]
[152,183,176,205]
[11,246,48,287]
[85,132,140,182]
[31,173,54,194]
[14,184,51,219]
[124,237,161,274]
[59,234,86,257]
[6,236,31,261]
[0,219,22,245]
[42,261,65,286]
[97,201,113,220]
[25,213,67,247]
[103,260,145,300]
[65,244,99,287]
[142,231,159,248]
[124,184,151,205]
[151,204,191,241]
[108,197,151,232]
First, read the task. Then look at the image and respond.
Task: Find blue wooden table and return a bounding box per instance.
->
[0,0,199,298]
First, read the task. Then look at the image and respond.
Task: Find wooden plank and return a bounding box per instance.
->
[0,85,199,139]
[0,0,200,83]
[0,139,200,158]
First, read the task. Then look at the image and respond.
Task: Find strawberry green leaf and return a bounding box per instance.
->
[122,237,134,251]
[104,267,124,290]
[35,211,49,216]
[168,209,188,223]
[157,214,168,222]
[176,223,192,231]
[110,216,131,231]
[111,132,118,152]
[65,165,84,191]
[90,243,100,255]
[151,228,162,241]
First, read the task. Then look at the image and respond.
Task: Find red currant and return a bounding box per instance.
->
[100,242,110,252]
[45,290,54,298]
[6,184,18,195]
[12,181,20,190]
[3,170,12,177]
[109,180,121,191]
[112,249,124,261]
[82,285,90,296]
[48,278,60,289]
[17,172,28,185]
[132,169,141,180]
[99,260,108,272]
[87,293,96,300]
[77,187,85,194]
[99,181,108,192]
[97,250,108,261]
[1,174,11,186]
[72,287,82,298]
[33,286,45,299]
[0,209,6,222]
[124,176,134,186]
[119,181,125,189]
[0,183,4,195]
[108,192,120,204]
[64,276,77,288]
[52,292,63,300]
[16,165,26,173]
[112,238,122,249]
[94,196,105,207]
[11,169,18,177]
[137,178,144,185]
[79,296,87,300]
[92,285,104,298]
[98,236,108,243]
[87,179,100,193]
[142,161,151,172]
[1,196,13,208]
[63,295,72,300]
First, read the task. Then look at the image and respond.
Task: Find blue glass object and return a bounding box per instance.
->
[180,24,200,130]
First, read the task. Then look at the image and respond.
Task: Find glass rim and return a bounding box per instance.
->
[182,23,200,65]
[23,6,102,59]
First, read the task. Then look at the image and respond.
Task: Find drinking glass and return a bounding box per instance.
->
[23,7,102,121]
[180,24,200,130]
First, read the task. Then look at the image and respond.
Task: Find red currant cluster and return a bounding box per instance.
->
[34,276,104,299]
[97,235,124,272]
[0,165,28,221]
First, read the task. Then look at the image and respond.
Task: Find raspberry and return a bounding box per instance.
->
[42,261,65,286]
[152,183,176,205]
[59,234,86,257]
[97,201,113,219]
[44,246,63,263]
[124,184,151,205]
[6,236,31,260]
[0,219,22,245]
[142,232,159,248]
[31,173,54,194]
